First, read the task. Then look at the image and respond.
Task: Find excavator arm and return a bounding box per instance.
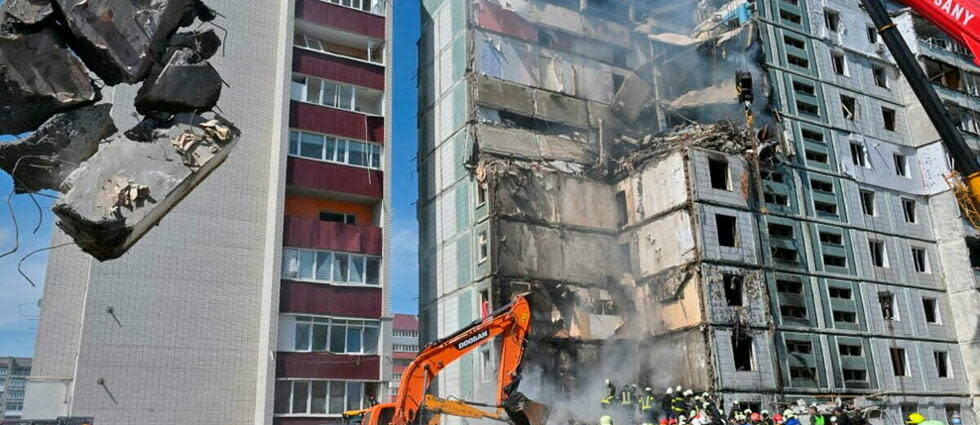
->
[388,295,535,425]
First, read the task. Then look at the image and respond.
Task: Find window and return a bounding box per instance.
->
[912,247,929,273]
[289,130,383,170]
[763,169,786,182]
[820,231,843,245]
[810,179,834,194]
[772,247,799,262]
[769,222,795,238]
[612,73,625,93]
[764,191,789,206]
[829,287,853,299]
[842,369,868,381]
[275,380,379,415]
[708,156,731,190]
[841,95,858,121]
[781,305,808,319]
[890,154,909,178]
[922,297,940,323]
[478,231,489,263]
[946,406,962,425]
[393,330,419,338]
[294,31,385,65]
[832,52,847,75]
[777,279,803,294]
[934,351,950,377]
[850,142,868,166]
[867,26,878,44]
[833,310,857,323]
[883,108,897,131]
[320,212,356,224]
[732,334,754,371]
[481,348,493,381]
[716,214,738,247]
[839,344,863,356]
[393,344,418,352]
[780,9,802,24]
[281,247,381,286]
[873,65,889,88]
[787,53,809,68]
[615,191,628,227]
[879,292,897,320]
[814,201,838,216]
[869,239,888,267]
[790,367,816,379]
[891,347,909,376]
[797,101,819,116]
[824,254,847,267]
[824,9,841,32]
[805,150,828,164]
[477,183,487,206]
[785,36,806,50]
[324,0,385,14]
[902,198,917,223]
[786,340,813,354]
[793,81,815,96]
[723,274,743,306]
[901,404,919,422]
[289,74,383,115]
[294,316,380,354]
[860,190,876,216]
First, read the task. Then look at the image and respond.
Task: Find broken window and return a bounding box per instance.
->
[891,347,909,376]
[841,95,858,121]
[924,57,963,90]
[824,254,847,267]
[806,150,828,164]
[912,247,928,272]
[723,274,744,306]
[842,369,868,381]
[922,297,940,323]
[763,170,786,183]
[612,74,625,94]
[764,192,790,206]
[476,182,487,206]
[615,190,628,226]
[883,108,897,131]
[294,31,385,65]
[902,198,917,223]
[786,340,813,354]
[320,211,356,224]
[934,351,950,378]
[785,35,806,50]
[777,279,803,294]
[716,214,739,247]
[820,231,843,245]
[829,287,852,299]
[592,299,618,315]
[832,52,847,76]
[860,190,876,216]
[879,292,897,320]
[814,201,838,216]
[781,305,808,319]
[839,344,863,356]
[477,231,488,263]
[867,26,878,44]
[824,9,841,32]
[731,334,755,371]
[833,310,857,323]
[850,142,868,167]
[810,178,834,194]
[772,247,799,263]
[891,154,909,178]
[768,222,794,238]
[869,239,888,267]
[967,237,980,268]
[873,65,889,88]
[708,156,731,190]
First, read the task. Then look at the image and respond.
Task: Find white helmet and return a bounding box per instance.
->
[675,385,683,392]
[683,389,694,397]
[605,379,611,385]
[646,387,653,393]
[666,388,674,395]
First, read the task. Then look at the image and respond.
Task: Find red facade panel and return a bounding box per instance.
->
[473,0,538,43]
[293,48,384,91]
[277,352,380,380]
[280,280,383,318]
[290,101,384,143]
[284,217,382,255]
[286,157,383,199]
[296,0,384,39]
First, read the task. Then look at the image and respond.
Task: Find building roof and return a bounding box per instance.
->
[393,313,418,331]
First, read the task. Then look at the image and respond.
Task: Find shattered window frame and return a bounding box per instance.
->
[868,239,889,268]
[293,315,381,355]
[289,130,383,171]
[901,198,918,223]
[878,291,899,320]
[282,247,382,286]
[831,51,848,76]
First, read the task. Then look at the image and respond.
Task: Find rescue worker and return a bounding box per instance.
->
[678,415,689,425]
[602,379,617,408]
[783,410,800,425]
[906,412,943,425]
[761,410,774,425]
[670,389,687,419]
[601,415,615,425]
[750,413,763,425]
[728,402,742,423]
[682,389,695,412]
[702,400,723,425]
[621,383,635,408]
[640,387,658,425]
[663,388,676,420]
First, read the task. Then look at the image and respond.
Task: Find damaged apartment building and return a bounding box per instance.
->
[418,0,978,423]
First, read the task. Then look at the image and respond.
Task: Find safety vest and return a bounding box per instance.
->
[621,390,633,405]
[640,396,656,411]
[672,397,686,413]
[602,395,615,405]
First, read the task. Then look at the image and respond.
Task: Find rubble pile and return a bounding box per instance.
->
[615,122,756,173]
[0,0,240,261]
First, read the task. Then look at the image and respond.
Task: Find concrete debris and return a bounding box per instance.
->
[0,0,54,30]
[611,72,652,124]
[168,29,221,60]
[135,47,222,115]
[54,0,196,85]
[0,25,101,135]
[54,112,240,261]
[0,104,116,193]
[616,123,755,173]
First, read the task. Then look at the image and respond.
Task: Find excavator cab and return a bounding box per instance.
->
[343,404,396,425]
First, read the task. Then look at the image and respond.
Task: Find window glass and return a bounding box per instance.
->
[347,382,363,411]
[364,326,379,354]
[293,381,309,414]
[295,322,311,351]
[300,133,324,159]
[329,381,346,413]
[311,381,328,414]
[350,255,365,283]
[322,81,338,107]
[371,145,382,168]
[336,139,347,163]
[275,381,291,414]
[291,76,306,101]
[289,131,299,155]
[324,137,337,162]
[316,251,333,281]
[338,85,354,109]
[307,77,323,105]
[349,142,369,166]
[312,323,329,351]
[299,250,316,279]
[334,253,350,282]
[294,33,307,48]
[330,324,346,352]
[366,257,380,285]
[282,248,299,278]
[348,326,363,353]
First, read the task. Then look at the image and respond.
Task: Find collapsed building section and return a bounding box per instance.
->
[419,0,978,423]
[0,0,237,261]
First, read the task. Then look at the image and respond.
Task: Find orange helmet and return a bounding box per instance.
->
[661,420,669,425]
[751,413,762,422]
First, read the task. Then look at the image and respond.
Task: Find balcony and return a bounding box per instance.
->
[918,38,980,74]
[284,216,382,255]
[280,279,382,317]
[286,156,383,200]
[296,0,384,40]
[290,101,384,143]
[293,48,384,91]
[276,352,380,380]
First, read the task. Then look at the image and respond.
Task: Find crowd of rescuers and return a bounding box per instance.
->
[597,380,958,425]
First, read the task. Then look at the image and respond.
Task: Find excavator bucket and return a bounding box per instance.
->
[503,392,551,425]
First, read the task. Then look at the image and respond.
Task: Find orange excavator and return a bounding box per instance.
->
[342,295,548,425]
